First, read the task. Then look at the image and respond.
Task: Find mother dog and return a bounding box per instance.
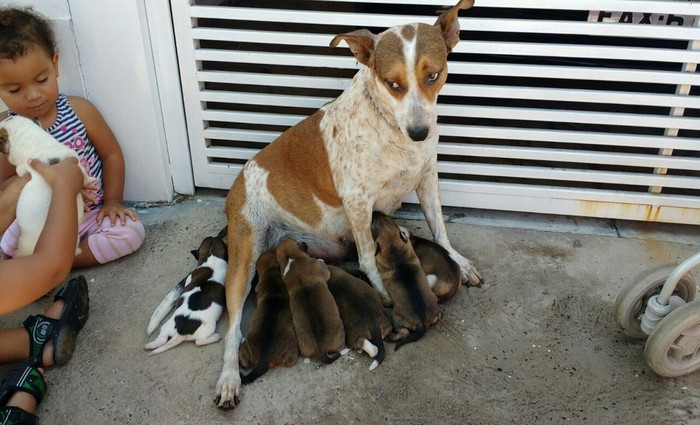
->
[215,0,481,409]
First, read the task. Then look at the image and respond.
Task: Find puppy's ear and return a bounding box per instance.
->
[216,225,228,241]
[0,128,8,154]
[190,249,199,260]
[298,240,309,253]
[330,29,376,67]
[434,0,474,52]
[399,226,410,243]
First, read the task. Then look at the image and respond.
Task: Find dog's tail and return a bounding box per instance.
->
[321,350,342,364]
[146,277,186,335]
[240,361,270,385]
[391,324,426,352]
[367,325,386,371]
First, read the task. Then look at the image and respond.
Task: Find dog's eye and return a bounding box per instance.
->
[426,72,440,84]
[385,80,402,93]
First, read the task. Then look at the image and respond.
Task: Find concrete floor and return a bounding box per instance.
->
[2,192,700,424]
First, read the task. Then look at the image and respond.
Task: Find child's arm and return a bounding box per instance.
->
[0,173,29,231]
[69,96,139,226]
[0,158,84,314]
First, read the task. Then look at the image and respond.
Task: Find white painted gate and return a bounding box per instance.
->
[171,0,700,224]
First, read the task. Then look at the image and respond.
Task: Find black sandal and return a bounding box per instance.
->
[23,276,90,367]
[0,360,47,425]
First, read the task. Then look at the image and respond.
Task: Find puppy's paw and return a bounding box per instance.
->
[450,251,483,287]
[214,368,242,410]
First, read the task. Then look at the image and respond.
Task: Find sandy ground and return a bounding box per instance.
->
[2,193,699,425]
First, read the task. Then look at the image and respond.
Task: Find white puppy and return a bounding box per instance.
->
[0,115,91,257]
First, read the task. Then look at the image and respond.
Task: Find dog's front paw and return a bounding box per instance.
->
[450,252,483,287]
[214,368,242,410]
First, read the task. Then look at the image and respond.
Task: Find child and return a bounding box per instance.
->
[0,6,145,268]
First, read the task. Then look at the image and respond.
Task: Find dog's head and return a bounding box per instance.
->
[255,251,285,295]
[371,212,411,270]
[276,238,330,285]
[191,234,228,264]
[330,0,473,142]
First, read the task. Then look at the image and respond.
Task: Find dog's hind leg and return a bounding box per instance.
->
[195,333,221,346]
[415,167,483,287]
[149,335,187,355]
[144,321,177,351]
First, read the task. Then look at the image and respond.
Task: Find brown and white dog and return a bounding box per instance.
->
[238,251,299,384]
[215,0,481,409]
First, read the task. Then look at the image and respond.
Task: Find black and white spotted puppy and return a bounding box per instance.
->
[145,227,228,355]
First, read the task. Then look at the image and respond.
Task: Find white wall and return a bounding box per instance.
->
[2,0,193,203]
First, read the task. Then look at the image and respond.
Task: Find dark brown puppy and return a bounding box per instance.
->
[276,239,345,363]
[239,251,299,384]
[327,265,392,370]
[406,231,462,303]
[371,213,441,350]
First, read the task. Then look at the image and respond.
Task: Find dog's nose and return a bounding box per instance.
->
[407,126,429,142]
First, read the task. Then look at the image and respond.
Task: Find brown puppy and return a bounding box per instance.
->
[327,265,392,370]
[405,230,462,303]
[239,252,299,384]
[276,239,345,363]
[371,213,440,350]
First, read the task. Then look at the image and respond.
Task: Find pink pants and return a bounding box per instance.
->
[0,208,146,264]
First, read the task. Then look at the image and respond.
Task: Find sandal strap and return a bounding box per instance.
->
[22,315,58,367]
[0,407,39,425]
[0,361,46,408]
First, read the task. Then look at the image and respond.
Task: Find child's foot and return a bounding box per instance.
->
[23,276,90,367]
[0,360,46,424]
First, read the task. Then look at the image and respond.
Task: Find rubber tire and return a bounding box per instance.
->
[614,265,697,339]
[645,301,700,377]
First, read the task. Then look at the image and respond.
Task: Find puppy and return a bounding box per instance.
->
[327,265,392,370]
[0,115,91,257]
[372,213,441,350]
[239,251,299,384]
[276,238,345,363]
[404,230,462,303]
[145,229,227,355]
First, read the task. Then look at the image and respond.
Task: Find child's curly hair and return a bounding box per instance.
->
[0,7,57,60]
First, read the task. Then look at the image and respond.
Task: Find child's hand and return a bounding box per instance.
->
[80,188,99,211]
[29,158,83,195]
[97,199,140,226]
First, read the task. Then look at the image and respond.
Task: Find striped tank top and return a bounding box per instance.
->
[10,94,104,210]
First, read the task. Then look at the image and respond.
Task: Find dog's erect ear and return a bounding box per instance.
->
[434,0,474,52]
[330,29,376,67]
[0,128,8,154]
[191,249,199,260]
